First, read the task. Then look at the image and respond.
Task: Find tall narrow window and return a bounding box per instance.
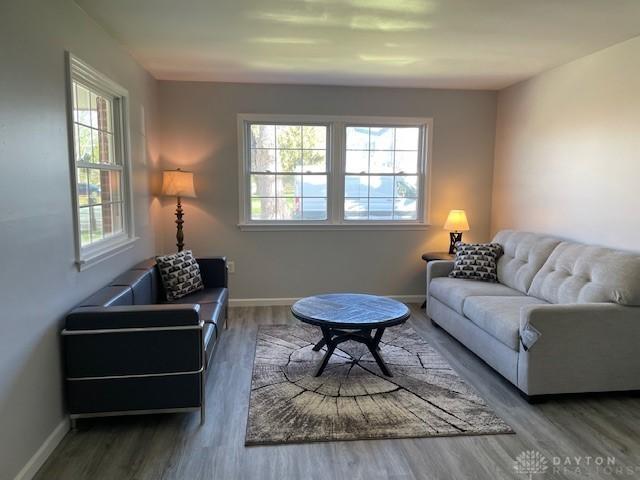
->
[67,54,134,269]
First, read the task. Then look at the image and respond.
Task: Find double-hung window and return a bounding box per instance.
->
[238,115,431,229]
[66,54,135,269]
[249,123,329,221]
[344,125,422,221]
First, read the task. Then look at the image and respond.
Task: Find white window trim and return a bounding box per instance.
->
[65,52,137,270]
[237,114,433,231]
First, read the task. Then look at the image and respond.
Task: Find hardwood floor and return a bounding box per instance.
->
[36,305,640,480]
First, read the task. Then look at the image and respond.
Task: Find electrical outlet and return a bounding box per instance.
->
[227,260,235,274]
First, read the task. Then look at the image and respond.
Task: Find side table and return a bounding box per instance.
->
[421,251,455,309]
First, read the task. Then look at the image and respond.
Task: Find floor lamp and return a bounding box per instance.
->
[161,168,196,252]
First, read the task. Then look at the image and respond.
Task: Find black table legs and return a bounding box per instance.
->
[313,326,392,377]
[312,337,326,351]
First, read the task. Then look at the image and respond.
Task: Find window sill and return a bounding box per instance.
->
[76,236,139,271]
[238,223,431,231]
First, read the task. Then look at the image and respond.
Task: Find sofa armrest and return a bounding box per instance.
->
[426,260,454,292]
[427,260,455,278]
[197,257,228,288]
[425,260,454,313]
[63,305,204,379]
[517,303,640,394]
[519,303,640,349]
[65,304,201,331]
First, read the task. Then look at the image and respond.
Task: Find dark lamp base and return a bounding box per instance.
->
[449,232,463,254]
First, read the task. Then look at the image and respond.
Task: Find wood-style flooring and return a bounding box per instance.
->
[35,305,640,480]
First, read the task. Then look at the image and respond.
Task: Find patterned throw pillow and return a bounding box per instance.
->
[449,242,503,283]
[156,250,204,301]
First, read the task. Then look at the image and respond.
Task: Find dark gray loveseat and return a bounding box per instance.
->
[62,257,228,426]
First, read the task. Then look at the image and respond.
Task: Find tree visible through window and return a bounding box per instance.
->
[73,80,124,245]
[250,124,328,221]
[67,54,133,268]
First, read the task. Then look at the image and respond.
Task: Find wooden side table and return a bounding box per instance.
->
[421,251,455,309]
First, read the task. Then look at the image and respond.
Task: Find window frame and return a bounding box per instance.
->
[65,53,137,270]
[237,114,432,230]
[243,119,334,225]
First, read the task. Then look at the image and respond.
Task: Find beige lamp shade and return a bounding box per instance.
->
[443,210,470,232]
[161,169,196,198]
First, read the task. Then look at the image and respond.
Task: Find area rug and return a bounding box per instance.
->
[245,323,514,445]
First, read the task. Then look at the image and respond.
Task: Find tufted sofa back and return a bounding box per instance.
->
[529,242,640,305]
[492,230,561,294]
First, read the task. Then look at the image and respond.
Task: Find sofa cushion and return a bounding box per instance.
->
[492,230,561,294]
[132,258,157,270]
[156,250,204,301]
[449,242,502,282]
[429,277,524,315]
[131,259,163,304]
[77,286,133,307]
[169,287,228,306]
[198,302,224,325]
[168,297,224,328]
[111,270,153,305]
[201,304,224,368]
[529,242,640,306]
[462,296,549,350]
[203,322,217,368]
[204,322,216,343]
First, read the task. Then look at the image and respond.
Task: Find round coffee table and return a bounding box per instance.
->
[291,293,410,377]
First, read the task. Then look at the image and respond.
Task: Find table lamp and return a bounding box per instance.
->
[443,209,469,254]
[162,168,196,252]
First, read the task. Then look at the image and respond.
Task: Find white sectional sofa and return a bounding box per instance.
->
[426,230,640,400]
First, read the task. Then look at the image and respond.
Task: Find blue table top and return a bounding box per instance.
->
[291,293,410,328]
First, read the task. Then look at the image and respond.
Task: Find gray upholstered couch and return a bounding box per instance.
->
[426,230,640,399]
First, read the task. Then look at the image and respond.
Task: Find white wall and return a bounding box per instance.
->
[492,36,640,251]
[157,82,497,299]
[0,1,159,478]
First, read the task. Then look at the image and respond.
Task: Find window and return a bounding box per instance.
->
[249,124,328,221]
[238,115,431,229]
[67,54,135,269]
[345,126,420,221]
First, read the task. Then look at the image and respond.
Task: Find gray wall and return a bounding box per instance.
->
[157,82,497,299]
[492,36,640,251]
[0,1,159,478]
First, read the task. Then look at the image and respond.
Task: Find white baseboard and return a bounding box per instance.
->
[14,417,69,480]
[387,295,425,304]
[229,295,424,307]
[229,297,298,307]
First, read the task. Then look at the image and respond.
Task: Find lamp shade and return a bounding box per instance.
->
[161,169,196,198]
[443,210,469,232]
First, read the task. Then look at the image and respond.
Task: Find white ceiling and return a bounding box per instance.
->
[76,0,640,90]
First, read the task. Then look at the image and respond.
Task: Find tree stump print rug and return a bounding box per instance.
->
[245,323,514,445]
